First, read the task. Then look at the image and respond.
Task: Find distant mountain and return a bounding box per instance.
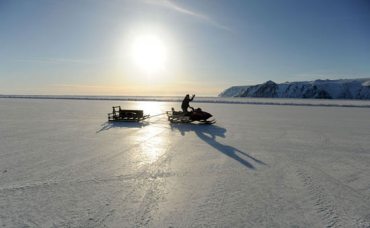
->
[219,78,370,99]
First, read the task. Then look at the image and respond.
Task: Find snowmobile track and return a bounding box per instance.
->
[296,166,370,228]
[296,168,343,228]
[80,135,175,227]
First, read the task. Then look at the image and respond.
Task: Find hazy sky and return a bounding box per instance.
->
[1,0,369,96]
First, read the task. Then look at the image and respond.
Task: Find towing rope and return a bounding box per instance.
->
[149,112,167,118]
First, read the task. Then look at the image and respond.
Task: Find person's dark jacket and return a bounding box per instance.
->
[181,94,195,113]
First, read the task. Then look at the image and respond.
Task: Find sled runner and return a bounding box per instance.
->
[166,107,215,124]
[108,106,150,122]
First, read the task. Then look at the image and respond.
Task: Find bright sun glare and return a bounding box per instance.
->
[131,34,167,74]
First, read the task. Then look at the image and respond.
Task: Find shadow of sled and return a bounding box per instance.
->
[96,121,149,133]
[170,124,266,169]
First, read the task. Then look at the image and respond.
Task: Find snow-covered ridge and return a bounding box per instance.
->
[219,78,370,99]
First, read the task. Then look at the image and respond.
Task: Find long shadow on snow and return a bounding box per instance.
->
[96,121,149,133]
[170,123,266,169]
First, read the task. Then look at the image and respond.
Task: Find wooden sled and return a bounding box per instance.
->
[108,106,149,122]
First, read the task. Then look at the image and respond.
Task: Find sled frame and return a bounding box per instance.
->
[108,106,150,122]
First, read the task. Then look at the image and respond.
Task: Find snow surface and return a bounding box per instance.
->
[1,98,370,227]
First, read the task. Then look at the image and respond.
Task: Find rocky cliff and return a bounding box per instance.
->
[219,78,370,99]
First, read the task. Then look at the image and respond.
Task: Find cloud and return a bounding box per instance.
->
[15,58,92,64]
[144,0,231,31]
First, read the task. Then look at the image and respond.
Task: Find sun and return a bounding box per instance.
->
[131,34,167,74]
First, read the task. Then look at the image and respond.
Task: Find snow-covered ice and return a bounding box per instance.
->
[1,98,370,227]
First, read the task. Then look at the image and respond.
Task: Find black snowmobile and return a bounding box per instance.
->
[166,107,215,124]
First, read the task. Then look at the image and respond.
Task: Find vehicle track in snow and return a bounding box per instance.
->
[296,168,343,228]
[133,154,172,227]
[79,128,175,227]
[0,128,166,188]
[295,165,370,228]
[49,127,165,180]
[0,123,152,189]
[0,123,175,227]
[187,167,259,227]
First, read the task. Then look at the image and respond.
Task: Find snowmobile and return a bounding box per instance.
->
[166,107,215,124]
[108,106,150,122]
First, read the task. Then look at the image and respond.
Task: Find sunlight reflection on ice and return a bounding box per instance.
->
[135,102,170,165]
[137,101,163,116]
[138,136,166,165]
[113,101,174,166]
[135,127,169,165]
